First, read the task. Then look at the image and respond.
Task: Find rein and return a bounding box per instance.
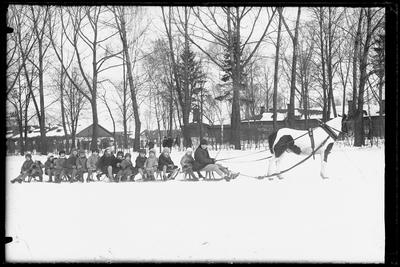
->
[240,136,331,180]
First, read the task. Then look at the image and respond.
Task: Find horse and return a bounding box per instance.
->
[267,116,347,180]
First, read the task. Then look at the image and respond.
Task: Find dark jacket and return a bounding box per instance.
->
[111,157,124,173]
[135,155,147,169]
[193,146,214,171]
[30,161,44,175]
[55,157,67,170]
[65,155,78,169]
[158,153,175,170]
[44,158,55,170]
[97,154,115,170]
[120,159,133,170]
[76,156,87,171]
[20,159,33,173]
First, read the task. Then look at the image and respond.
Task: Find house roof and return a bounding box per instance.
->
[76,124,113,138]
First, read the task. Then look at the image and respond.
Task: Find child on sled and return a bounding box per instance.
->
[180,147,198,181]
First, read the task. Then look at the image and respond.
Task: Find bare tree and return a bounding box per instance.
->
[174,7,276,149]
[272,8,283,130]
[279,7,301,126]
[110,6,149,151]
[48,6,122,150]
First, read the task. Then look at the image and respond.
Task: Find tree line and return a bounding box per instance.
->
[6,6,385,155]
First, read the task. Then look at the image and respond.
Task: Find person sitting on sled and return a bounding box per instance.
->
[158,147,179,181]
[65,149,79,182]
[86,149,100,182]
[116,153,134,182]
[73,150,87,182]
[111,151,124,182]
[134,149,147,180]
[11,153,34,183]
[44,153,56,183]
[180,147,198,181]
[97,148,116,181]
[54,150,67,183]
[193,139,239,181]
[144,149,158,181]
[28,159,44,182]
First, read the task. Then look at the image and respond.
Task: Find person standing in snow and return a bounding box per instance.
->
[193,139,239,181]
[10,153,34,183]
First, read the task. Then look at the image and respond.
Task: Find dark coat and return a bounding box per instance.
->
[44,158,55,170]
[97,154,116,172]
[76,156,87,171]
[30,161,44,175]
[158,153,175,170]
[193,146,214,171]
[135,155,147,169]
[65,155,78,169]
[20,159,33,173]
[55,157,67,170]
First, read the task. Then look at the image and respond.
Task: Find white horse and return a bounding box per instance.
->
[267,116,346,180]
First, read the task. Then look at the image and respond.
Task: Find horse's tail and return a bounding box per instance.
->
[268,131,278,154]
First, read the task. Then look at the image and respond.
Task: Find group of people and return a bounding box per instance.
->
[11,139,239,184]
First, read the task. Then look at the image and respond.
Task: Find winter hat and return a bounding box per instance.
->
[186,147,193,153]
[200,139,208,145]
[59,150,66,156]
[149,148,156,155]
[162,147,170,154]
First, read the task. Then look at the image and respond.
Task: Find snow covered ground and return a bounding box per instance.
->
[5,145,385,263]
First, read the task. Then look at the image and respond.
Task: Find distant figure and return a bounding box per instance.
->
[162,136,168,148]
[147,140,155,150]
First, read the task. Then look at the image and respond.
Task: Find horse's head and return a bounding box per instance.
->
[325,115,348,139]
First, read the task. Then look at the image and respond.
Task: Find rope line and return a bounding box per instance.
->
[240,136,331,180]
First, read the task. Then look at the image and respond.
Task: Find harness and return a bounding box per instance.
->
[318,120,339,141]
[308,128,316,159]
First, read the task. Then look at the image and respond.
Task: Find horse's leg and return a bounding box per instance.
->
[320,143,334,179]
[276,152,286,180]
[267,155,276,179]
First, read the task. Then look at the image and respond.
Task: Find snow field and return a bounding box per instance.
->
[5,146,385,263]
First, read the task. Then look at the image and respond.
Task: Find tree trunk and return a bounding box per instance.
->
[38,39,47,155]
[352,10,363,117]
[90,98,99,150]
[288,7,301,126]
[118,11,141,151]
[319,8,328,122]
[272,9,282,130]
[354,8,372,147]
